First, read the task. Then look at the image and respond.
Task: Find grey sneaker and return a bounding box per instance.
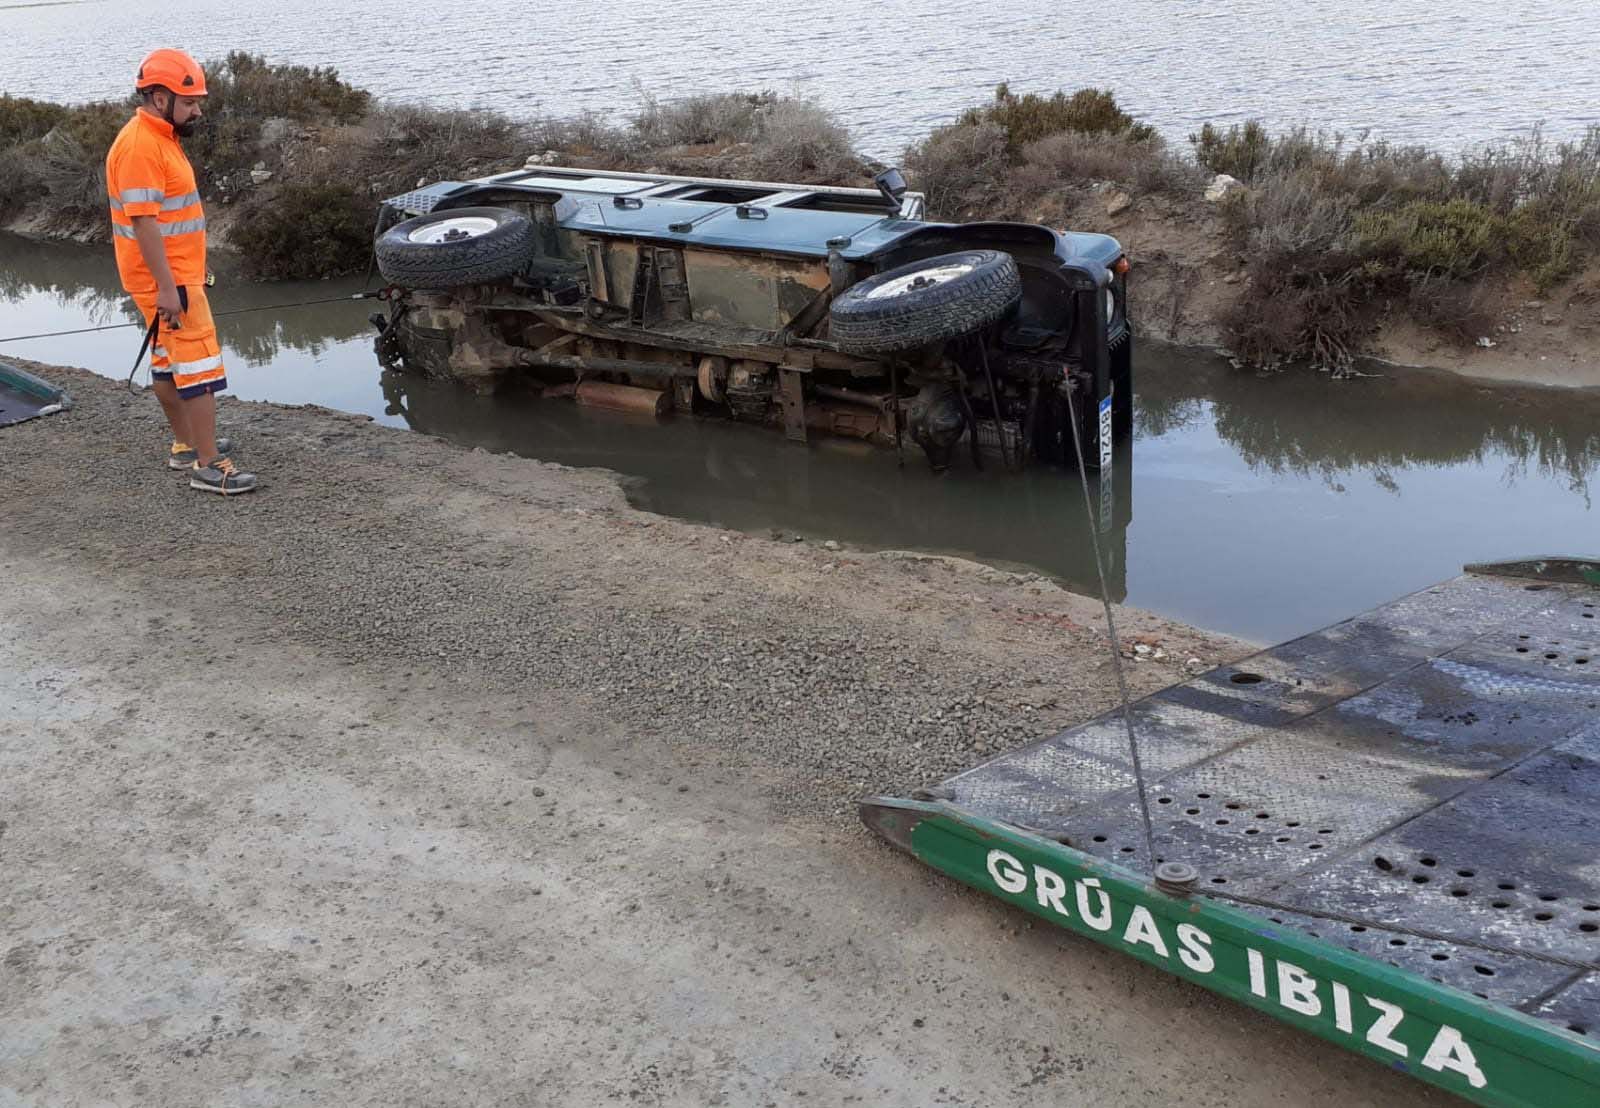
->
[168,437,234,470]
[189,456,257,496]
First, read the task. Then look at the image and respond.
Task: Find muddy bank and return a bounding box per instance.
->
[1095,190,1600,390]
[1,363,1445,1105]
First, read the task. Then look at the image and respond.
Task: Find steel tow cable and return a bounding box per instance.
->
[1062,379,1595,977]
[1063,380,1157,869]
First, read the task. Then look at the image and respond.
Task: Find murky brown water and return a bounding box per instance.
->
[2,233,1597,643]
[6,1,1600,158]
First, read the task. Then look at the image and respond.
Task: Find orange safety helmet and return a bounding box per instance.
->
[135,49,208,97]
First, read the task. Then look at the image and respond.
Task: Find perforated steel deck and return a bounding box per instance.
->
[936,563,1600,1035]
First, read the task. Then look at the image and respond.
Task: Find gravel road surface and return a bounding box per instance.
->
[0,364,1443,1106]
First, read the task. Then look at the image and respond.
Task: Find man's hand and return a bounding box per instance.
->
[130,215,183,328]
[156,284,184,330]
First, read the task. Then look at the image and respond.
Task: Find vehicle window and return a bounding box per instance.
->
[779,193,898,214]
[659,186,776,204]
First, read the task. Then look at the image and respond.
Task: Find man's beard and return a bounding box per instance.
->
[174,118,199,138]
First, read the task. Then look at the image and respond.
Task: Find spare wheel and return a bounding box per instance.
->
[828,249,1022,354]
[375,206,538,289]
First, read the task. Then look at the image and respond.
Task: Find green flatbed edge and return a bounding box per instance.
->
[861,799,1600,1107]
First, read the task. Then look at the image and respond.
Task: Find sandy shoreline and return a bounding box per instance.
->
[1,364,1440,1105]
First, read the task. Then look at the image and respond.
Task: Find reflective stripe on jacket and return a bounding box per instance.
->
[105,111,207,294]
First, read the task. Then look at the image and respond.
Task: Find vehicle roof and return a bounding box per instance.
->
[391,164,1120,265]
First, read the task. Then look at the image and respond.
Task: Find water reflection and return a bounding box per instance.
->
[1140,357,1598,501]
[380,369,1137,600]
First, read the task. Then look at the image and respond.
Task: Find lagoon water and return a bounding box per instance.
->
[2,234,1596,644]
[4,0,1600,158]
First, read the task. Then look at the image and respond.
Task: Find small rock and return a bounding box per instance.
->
[1476,336,1497,349]
[1204,174,1244,202]
[1103,189,1133,217]
[1133,643,1152,656]
[823,540,840,551]
[249,168,273,185]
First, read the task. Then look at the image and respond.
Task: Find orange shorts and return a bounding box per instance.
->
[131,284,227,398]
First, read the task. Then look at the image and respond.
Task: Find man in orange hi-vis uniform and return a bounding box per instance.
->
[106,48,257,494]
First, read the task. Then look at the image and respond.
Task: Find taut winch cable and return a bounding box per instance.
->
[1063,380,1157,868]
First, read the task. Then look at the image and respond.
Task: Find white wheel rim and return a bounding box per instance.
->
[863,262,976,301]
[408,215,499,244]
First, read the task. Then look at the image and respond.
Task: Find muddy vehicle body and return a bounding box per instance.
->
[371,163,1131,472]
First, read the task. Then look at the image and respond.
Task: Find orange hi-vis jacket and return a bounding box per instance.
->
[105,109,227,398]
[106,109,207,294]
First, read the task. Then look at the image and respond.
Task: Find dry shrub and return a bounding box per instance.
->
[524,111,636,164]
[31,130,109,227]
[202,52,370,125]
[1021,130,1203,195]
[905,120,1009,219]
[363,102,530,187]
[906,85,1183,220]
[1214,122,1600,367]
[0,94,69,148]
[624,90,864,183]
[745,98,858,183]
[1406,276,1499,342]
[633,91,772,149]
[0,145,46,219]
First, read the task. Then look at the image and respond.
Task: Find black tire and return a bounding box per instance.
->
[375,206,538,289]
[829,250,1022,354]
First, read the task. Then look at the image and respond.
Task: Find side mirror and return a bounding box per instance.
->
[874,167,908,212]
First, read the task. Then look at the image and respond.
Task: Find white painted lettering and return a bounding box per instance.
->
[1364,997,1410,1057]
[1247,948,1267,998]
[1276,961,1322,1017]
[1074,877,1114,931]
[1331,981,1353,1034]
[1421,1025,1488,1089]
[1121,906,1170,957]
[1033,865,1070,917]
[1176,924,1214,974]
[987,849,1028,895]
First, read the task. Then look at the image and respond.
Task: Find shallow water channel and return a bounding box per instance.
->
[3,233,1596,644]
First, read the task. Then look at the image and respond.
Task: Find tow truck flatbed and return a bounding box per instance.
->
[862,558,1600,1106]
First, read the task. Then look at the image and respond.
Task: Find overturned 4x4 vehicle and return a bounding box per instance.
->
[371,163,1130,471]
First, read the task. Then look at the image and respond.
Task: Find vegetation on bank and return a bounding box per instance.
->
[0,55,864,280]
[6,56,1600,371]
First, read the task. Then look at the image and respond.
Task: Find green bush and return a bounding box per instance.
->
[1190,120,1271,182]
[960,84,1154,151]
[1354,198,1502,281]
[228,183,374,279]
